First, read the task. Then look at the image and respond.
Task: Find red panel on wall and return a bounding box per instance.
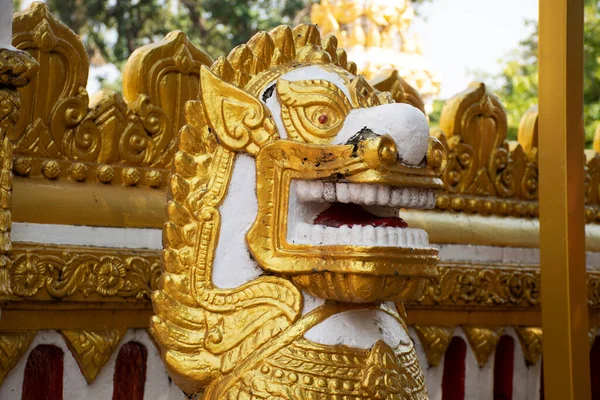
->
[442,336,467,400]
[493,335,515,400]
[22,344,64,400]
[112,341,148,400]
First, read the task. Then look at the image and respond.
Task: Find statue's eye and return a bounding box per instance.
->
[309,106,342,129]
[277,79,353,144]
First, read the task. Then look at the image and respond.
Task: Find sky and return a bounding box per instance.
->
[412,0,538,98]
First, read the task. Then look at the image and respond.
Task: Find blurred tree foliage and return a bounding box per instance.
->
[491,0,600,145]
[12,0,433,91]
[41,0,309,68]
[15,0,433,67]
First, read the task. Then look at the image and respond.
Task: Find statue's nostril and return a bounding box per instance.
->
[345,127,378,146]
[378,136,398,165]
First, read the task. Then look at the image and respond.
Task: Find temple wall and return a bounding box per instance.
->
[0,330,185,399]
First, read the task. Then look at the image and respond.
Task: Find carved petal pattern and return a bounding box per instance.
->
[462,326,504,367]
[61,329,126,383]
[413,325,454,366]
[515,326,543,366]
[0,331,36,386]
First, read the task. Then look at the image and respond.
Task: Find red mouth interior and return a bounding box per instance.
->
[314,203,408,228]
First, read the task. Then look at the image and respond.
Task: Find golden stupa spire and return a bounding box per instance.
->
[311,0,441,110]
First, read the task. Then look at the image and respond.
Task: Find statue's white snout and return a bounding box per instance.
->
[334,103,430,165]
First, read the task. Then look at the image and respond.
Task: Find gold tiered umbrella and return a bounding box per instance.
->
[311,0,441,111]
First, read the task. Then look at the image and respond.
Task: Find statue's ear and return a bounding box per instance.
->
[200,66,278,155]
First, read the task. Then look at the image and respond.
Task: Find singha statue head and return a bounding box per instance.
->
[151,24,446,399]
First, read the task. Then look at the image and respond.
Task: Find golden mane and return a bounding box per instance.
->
[209,24,358,90]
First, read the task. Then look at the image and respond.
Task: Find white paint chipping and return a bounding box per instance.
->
[11,222,162,249]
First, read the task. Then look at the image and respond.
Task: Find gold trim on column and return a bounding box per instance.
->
[61,329,126,383]
[0,331,35,386]
[539,0,590,398]
[413,325,455,367]
[462,326,504,367]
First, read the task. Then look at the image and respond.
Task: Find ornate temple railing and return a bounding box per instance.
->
[0,2,598,399]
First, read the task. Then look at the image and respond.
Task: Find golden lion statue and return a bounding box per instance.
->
[150,24,446,399]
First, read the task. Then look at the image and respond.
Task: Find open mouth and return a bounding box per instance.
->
[287,180,436,248]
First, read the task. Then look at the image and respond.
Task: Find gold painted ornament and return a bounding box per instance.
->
[151,23,446,398]
[61,329,126,383]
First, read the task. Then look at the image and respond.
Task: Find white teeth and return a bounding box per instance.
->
[349,183,363,203]
[293,223,429,247]
[336,182,351,203]
[377,185,390,206]
[376,227,388,245]
[387,227,398,244]
[363,185,377,205]
[294,180,437,210]
[364,225,376,245]
[338,225,351,244]
[323,227,338,245]
[390,189,402,207]
[309,181,324,202]
[296,181,311,202]
[312,225,325,244]
[351,225,363,243]
[323,182,336,202]
[426,191,436,208]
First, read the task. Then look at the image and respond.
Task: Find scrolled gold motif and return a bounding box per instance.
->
[0,46,38,298]
[10,3,212,188]
[0,331,36,386]
[461,326,504,367]
[413,326,454,367]
[514,326,543,366]
[61,329,126,383]
[1,244,160,301]
[413,262,540,308]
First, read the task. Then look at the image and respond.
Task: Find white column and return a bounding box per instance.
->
[0,0,14,49]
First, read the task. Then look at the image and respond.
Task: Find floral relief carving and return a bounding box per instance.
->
[2,245,161,301]
[412,263,541,308]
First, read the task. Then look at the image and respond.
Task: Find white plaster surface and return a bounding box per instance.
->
[409,326,446,400]
[11,222,162,249]
[0,329,184,400]
[504,327,542,400]
[212,153,262,288]
[0,0,15,50]
[452,328,495,400]
[434,243,600,269]
[304,307,409,349]
[406,326,545,400]
[334,103,430,165]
